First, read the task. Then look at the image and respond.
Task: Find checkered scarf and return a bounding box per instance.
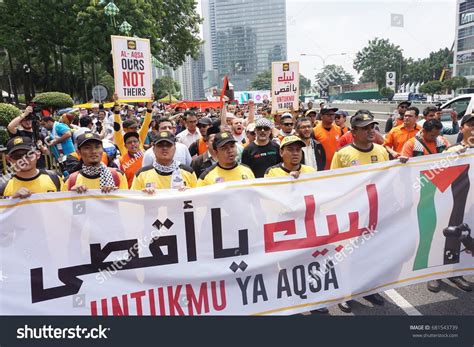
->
[413,135,446,155]
[81,163,116,189]
[152,160,185,189]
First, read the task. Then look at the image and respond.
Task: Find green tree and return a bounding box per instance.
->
[379,87,395,100]
[154,76,180,100]
[250,71,271,90]
[0,0,202,102]
[405,48,453,82]
[419,80,444,99]
[443,76,468,92]
[299,74,311,94]
[354,38,403,88]
[315,64,354,89]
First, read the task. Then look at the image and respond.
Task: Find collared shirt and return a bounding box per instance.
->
[142,143,192,167]
[264,163,315,178]
[131,164,197,190]
[302,141,318,170]
[384,124,422,153]
[313,123,342,170]
[331,143,389,169]
[176,128,201,148]
[197,163,255,187]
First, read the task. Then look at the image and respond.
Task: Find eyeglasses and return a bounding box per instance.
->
[125,139,140,145]
[297,125,312,129]
[399,105,408,109]
[283,123,294,126]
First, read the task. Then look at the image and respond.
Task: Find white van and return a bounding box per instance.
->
[439,94,474,144]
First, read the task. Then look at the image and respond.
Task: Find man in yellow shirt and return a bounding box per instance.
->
[66,133,128,193]
[331,111,389,169]
[0,136,64,198]
[131,131,197,193]
[264,135,315,178]
[197,132,255,186]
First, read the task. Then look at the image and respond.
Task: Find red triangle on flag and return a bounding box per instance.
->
[421,165,469,193]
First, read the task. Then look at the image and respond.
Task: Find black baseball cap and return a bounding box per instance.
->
[351,112,379,128]
[213,132,237,150]
[197,117,212,126]
[154,131,176,145]
[320,107,339,115]
[461,113,474,126]
[76,132,102,149]
[398,101,411,107]
[7,136,35,155]
[335,110,349,117]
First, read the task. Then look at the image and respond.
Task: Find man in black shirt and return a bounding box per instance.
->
[241,118,281,178]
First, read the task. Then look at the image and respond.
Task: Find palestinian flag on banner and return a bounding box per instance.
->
[413,164,470,270]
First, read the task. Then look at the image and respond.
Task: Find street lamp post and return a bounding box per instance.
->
[300,52,347,98]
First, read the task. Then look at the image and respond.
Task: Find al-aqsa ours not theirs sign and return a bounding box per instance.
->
[111,35,153,102]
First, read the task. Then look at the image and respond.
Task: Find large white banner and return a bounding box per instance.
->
[0,152,473,315]
[272,61,300,113]
[111,35,153,102]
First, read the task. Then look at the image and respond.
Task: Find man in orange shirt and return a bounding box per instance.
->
[119,132,144,187]
[313,107,342,170]
[384,106,422,158]
[401,119,450,158]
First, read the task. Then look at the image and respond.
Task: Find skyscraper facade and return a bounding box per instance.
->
[454,0,474,82]
[202,0,287,91]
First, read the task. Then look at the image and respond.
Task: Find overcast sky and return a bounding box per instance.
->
[197,0,456,84]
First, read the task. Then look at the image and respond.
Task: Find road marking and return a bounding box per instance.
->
[385,289,422,316]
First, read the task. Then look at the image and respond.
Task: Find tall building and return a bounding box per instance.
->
[202,0,287,91]
[454,0,474,82]
[173,47,206,100]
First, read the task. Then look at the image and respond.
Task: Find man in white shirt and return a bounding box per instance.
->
[176,111,201,148]
[142,118,191,167]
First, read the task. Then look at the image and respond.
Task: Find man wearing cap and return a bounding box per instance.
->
[295,117,326,171]
[66,133,128,193]
[385,101,411,133]
[337,111,385,149]
[142,118,192,167]
[277,113,296,141]
[0,137,64,198]
[197,132,255,186]
[313,107,342,170]
[331,111,389,169]
[242,118,281,178]
[191,126,220,178]
[401,119,450,158]
[304,109,319,127]
[331,111,389,312]
[384,106,422,158]
[119,132,144,188]
[176,111,201,148]
[132,131,197,193]
[189,117,212,157]
[335,110,350,134]
[265,136,315,178]
[245,123,256,145]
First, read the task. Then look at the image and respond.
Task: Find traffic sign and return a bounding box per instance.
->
[386,71,396,91]
[91,85,108,102]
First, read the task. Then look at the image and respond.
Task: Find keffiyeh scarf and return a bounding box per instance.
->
[153,160,185,189]
[81,163,116,188]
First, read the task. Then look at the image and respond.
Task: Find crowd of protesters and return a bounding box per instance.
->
[1,94,473,312]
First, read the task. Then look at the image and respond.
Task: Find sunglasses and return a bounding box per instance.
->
[247,131,256,136]
[283,123,294,126]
